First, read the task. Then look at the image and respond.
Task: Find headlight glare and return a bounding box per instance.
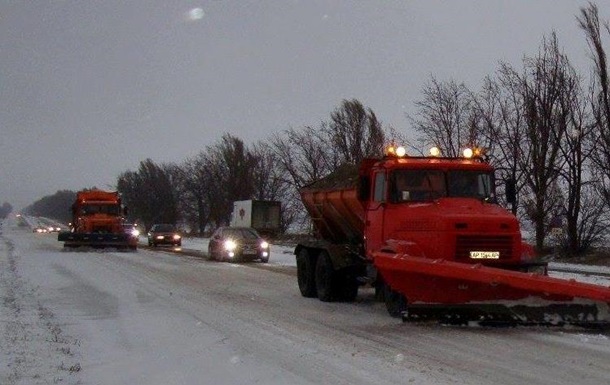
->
[224,239,237,251]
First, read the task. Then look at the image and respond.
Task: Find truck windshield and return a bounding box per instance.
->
[391,170,446,202]
[391,169,495,202]
[81,204,120,215]
[447,170,495,201]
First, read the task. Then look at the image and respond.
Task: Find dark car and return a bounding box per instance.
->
[208,226,269,263]
[147,224,182,247]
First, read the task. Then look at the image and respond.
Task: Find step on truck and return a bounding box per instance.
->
[295,145,610,327]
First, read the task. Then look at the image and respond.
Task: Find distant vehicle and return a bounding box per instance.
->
[147,224,181,247]
[230,200,281,237]
[208,226,269,263]
[122,223,140,250]
[33,226,48,233]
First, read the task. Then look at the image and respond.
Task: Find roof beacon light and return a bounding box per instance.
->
[463,148,474,158]
[430,146,441,157]
[386,145,396,157]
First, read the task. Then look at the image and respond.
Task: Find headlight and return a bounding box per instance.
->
[173,234,181,240]
[156,235,164,240]
[260,241,269,249]
[224,239,237,251]
[131,229,140,237]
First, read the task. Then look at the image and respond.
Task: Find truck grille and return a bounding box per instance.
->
[455,235,513,261]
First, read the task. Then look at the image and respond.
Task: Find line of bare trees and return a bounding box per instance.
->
[117,3,610,257]
[117,99,390,234]
[411,3,610,255]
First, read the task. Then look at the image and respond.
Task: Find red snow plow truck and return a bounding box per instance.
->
[295,145,610,327]
[58,189,136,250]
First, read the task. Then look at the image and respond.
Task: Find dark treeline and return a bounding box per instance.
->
[22,190,76,224]
[22,4,610,257]
[117,99,389,235]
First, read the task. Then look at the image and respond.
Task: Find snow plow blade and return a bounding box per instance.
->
[58,231,131,248]
[374,253,610,327]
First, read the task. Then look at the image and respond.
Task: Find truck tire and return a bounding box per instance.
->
[315,251,336,302]
[384,283,407,318]
[296,249,317,298]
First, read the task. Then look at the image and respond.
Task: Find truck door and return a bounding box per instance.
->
[365,171,386,256]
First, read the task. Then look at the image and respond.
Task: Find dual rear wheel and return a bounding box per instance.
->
[296,249,358,302]
[297,248,407,316]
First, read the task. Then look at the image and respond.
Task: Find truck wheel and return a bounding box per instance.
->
[384,283,407,318]
[296,249,317,298]
[315,251,336,302]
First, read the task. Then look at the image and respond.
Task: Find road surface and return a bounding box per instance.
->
[1,219,609,384]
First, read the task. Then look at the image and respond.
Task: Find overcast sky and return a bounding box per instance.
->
[0,0,599,210]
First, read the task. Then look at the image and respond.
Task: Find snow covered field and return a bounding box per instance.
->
[2,217,610,385]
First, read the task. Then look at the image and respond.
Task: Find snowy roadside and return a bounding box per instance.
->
[0,234,82,384]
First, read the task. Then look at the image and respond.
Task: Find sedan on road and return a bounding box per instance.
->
[147,224,182,247]
[208,226,269,263]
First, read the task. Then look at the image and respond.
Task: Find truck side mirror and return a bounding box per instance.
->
[505,179,516,204]
[358,176,370,201]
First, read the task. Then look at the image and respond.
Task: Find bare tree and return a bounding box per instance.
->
[203,134,258,228]
[578,3,610,209]
[117,159,180,230]
[556,64,597,255]
[410,76,479,157]
[249,142,296,232]
[179,153,214,234]
[269,126,334,189]
[475,72,529,214]
[516,33,571,251]
[325,99,385,165]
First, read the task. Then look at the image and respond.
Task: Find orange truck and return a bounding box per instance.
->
[295,145,610,327]
[58,189,137,250]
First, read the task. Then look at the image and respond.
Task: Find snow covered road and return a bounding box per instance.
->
[2,220,610,385]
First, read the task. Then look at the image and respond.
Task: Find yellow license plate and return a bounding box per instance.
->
[469,251,500,259]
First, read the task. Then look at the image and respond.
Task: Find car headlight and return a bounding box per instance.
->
[156,235,164,240]
[260,241,269,249]
[131,229,140,237]
[173,234,181,240]
[224,239,237,251]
